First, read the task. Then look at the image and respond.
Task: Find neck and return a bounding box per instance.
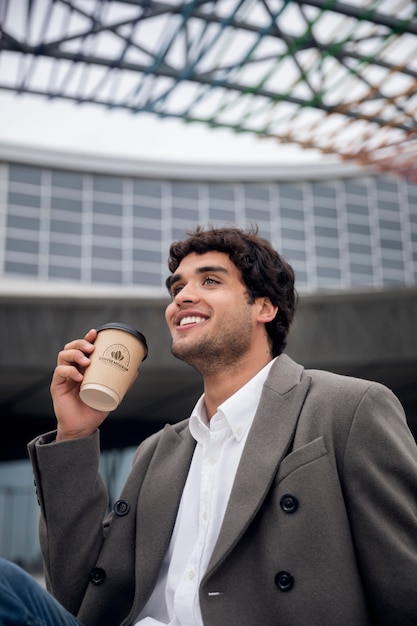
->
[202,351,273,420]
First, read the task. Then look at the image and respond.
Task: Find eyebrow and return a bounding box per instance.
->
[166,265,230,290]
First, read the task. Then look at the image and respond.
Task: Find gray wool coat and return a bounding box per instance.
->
[28,354,417,626]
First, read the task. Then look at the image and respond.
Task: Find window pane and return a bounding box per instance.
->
[8,191,41,208]
[9,164,41,185]
[6,238,39,254]
[51,196,83,212]
[93,175,123,194]
[51,170,83,190]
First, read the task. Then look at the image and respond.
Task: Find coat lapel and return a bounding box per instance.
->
[134,423,196,604]
[205,354,311,577]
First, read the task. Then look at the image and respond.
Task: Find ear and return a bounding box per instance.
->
[256,297,278,323]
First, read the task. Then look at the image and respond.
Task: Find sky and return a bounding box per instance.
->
[0,90,326,165]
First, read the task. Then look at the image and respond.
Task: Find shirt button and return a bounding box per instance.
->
[236,427,242,437]
[202,511,208,521]
[209,456,217,465]
[188,570,196,580]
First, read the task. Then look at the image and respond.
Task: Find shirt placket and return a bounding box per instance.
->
[174,421,226,626]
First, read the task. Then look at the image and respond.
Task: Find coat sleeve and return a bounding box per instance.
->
[27,430,109,616]
[342,382,417,625]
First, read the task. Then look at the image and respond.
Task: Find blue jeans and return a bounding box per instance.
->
[0,558,83,626]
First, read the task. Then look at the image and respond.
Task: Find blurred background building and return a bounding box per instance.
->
[0,0,416,575]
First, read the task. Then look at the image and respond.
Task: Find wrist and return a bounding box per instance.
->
[56,427,96,442]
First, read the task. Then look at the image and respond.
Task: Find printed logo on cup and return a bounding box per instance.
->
[99,343,131,371]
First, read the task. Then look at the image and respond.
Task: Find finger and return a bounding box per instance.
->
[52,364,84,385]
[57,348,91,368]
[62,328,97,351]
[63,337,95,353]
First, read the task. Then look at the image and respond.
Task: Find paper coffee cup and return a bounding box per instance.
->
[79,322,148,411]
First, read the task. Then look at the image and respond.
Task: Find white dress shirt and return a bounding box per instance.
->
[134,358,276,626]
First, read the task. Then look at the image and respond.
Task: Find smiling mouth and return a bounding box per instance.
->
[179,315,206,327]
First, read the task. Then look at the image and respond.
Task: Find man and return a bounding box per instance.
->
[1,225,417,625]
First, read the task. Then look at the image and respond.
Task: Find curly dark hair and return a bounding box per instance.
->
[166,225,297,356]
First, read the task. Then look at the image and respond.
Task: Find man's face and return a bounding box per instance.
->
[165,251,260,374]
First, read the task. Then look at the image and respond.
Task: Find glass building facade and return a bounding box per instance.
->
[1,158,416,293]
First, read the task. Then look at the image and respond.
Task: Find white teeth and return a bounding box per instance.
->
[179,316,205,326]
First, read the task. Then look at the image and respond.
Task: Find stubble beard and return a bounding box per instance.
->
[170,321,253,377]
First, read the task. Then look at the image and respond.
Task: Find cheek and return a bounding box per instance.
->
[165,302,175,323]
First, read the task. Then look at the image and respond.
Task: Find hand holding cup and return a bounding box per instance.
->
[51,324,147,441]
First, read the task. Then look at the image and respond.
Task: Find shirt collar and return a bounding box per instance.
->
[190,358,277,443]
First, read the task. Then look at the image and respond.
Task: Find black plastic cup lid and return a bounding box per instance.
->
[96,322,148,361]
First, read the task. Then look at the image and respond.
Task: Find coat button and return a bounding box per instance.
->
[114,499,130,516]
[280,494,298,514]
[275,571,294,591]
[89,567,106,585]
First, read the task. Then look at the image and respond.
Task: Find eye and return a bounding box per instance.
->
[170,284,183,297]
[203,276,219,286]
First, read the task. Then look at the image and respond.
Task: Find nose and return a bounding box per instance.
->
[174,281,199,304]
